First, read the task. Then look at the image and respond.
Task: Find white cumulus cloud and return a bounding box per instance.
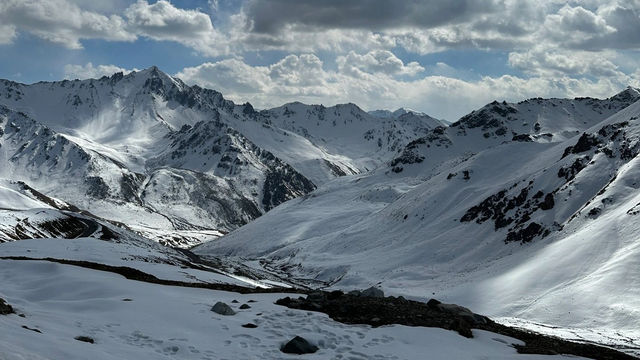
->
[175,52,637,121]
[63,63,137,80]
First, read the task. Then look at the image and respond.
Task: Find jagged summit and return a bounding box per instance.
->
[609,86,640,103]
[369,107,426,118]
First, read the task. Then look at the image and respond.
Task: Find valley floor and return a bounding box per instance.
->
[0,238,635,360]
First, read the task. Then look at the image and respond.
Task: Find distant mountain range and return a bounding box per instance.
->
[0,67,442,246]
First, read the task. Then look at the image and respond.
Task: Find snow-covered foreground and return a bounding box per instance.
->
[0,256,589,360]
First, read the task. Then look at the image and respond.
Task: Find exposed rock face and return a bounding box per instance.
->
[562,133,601,158]
[276,292,489,338]
[262,166,316,211]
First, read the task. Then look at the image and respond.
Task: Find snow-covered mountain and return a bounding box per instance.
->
[0,67,439,246]
[196,87,640,342]
[2,67,640,357]
[370,107,447,128]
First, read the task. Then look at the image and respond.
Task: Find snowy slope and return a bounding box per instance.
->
[260,102,440,173]
[0,241,591,360]
[0,67,444,246]
[196,90,640,344]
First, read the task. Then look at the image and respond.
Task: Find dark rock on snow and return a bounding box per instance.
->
[75,336,95,344]
[0,298,14,315]
[275,291,636,359]
[239,303,251,309]
[277,292,486,338]
[22,325,41,333]
[281,336,319,354]
[211,302,236,315]
[242,323,258,328]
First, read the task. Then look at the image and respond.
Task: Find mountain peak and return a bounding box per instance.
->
[136,65,170,79]
[393,107,425,117]
[369,107,428,119]
[609,86,640,103]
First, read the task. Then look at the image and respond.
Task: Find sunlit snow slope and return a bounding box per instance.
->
[0,67,438,246]
[196,88,640,341]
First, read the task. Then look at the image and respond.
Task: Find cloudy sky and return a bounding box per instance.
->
[1,0,639,120]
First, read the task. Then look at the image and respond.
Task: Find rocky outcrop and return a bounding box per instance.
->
[275,290,636,359]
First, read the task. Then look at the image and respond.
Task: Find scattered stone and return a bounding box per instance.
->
[211,302,236,316]
[239,304,251,310]
[247,300,257,303]
[0,298,14,315]
[538,193,555,210]
[75,336,95,344]
[231,300,239,303]
[588,207,602,217]
[122,298,133,302]
[512,134,533,142]
[281,336,319,354]
[22,325,41,333]
[18,313,25,318]
[242,323,258,329]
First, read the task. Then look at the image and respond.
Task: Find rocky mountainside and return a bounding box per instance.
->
[196,87,640,343]
[0,67,439,246]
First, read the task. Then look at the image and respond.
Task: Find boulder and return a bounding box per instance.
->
[281,336,319,354]
[239,304,251,310]
[211,302,236,316]
[426,298,441,309]
[74,336,95,344]
[0,298,14,315]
